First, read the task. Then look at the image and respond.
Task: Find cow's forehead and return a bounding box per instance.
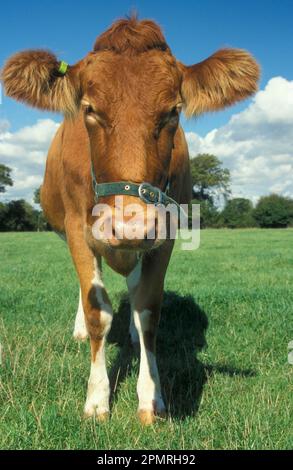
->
[80,50,181,108]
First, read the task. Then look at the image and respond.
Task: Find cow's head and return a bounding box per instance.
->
[2,17,260,249]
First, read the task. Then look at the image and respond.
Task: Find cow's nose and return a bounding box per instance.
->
[112,217,156,242]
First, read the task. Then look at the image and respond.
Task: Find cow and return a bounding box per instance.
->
[2,16,259,425]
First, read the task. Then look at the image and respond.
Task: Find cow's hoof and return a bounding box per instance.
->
[138,409,155,425]
[138,408,166,425]
[96,411,110,423]
[84,408,110,422]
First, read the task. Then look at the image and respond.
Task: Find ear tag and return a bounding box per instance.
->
[58,61,68,75]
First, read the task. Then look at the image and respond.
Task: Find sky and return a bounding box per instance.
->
[0,0,292,204]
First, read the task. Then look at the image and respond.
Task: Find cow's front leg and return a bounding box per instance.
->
[126,259,141,346]
[83,263,113,421]
[129,243,173,425]
[67,228,112,421]
[134,306,166,425]
[127,260,164,421]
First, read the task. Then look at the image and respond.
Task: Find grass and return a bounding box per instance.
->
[0,229,292,450]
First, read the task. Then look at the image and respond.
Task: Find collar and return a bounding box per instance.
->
[90,162,184,214]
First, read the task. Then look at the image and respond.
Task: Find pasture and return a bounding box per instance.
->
[0,229,292,450]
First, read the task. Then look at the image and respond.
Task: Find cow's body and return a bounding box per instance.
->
[2,17,259,424]
[40,115,190,424]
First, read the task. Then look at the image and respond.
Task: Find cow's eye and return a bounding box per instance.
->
[166,105,181,125]
[85,105,94,115]
[170,103,182,117]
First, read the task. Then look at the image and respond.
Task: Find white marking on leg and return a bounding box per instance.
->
[126,260,141,345]
[84,259,113,417]
[134,309,165,413]
[84,338,110,417]
[91,259,113,332]
[73,288,88,341]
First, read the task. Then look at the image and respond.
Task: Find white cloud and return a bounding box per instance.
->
[0,119,10,133]
[186,77,293,203]
[0,119,60,203]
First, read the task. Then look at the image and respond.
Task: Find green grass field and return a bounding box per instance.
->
[0,229,292,450]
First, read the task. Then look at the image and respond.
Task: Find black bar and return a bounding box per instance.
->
[0,450,292,466]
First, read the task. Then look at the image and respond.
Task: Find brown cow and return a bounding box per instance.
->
[2,17,259,425]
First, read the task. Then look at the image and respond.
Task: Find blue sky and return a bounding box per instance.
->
[1,0,292,134]
[0,0,293,203]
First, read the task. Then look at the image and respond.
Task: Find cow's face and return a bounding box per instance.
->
[80,50,181,188]
[2,18,260,250]
[79,50,184,250]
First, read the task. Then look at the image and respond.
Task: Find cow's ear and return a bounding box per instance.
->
[1,50,81,116]
[179,48,260,117]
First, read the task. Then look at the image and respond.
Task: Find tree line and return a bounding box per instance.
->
[1,158,293,231]
[0,164,48,231]
[189,154,293,228]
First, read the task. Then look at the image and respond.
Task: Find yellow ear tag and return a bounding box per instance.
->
[58,61,68,75]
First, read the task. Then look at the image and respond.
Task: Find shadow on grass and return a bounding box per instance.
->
[108,291,256,420]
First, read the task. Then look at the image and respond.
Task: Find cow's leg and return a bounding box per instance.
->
[134,306,165,425]
[66,227,113,421]
[130,242,174,425]
[126,259,141,346]
[54,230,88,342]
[73,288,88,341]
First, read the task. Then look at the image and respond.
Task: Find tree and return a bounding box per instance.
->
[33,186,41,204]
[3,200,38,231]
[254,194,293,228]
[189,198,220,229]
[190,154,231,202]
[0,164,13,193]
[33,185,51,230]
[200,199,221,228]
[221,198,255,228]
[0,202,8,231]
[0,197,51,232]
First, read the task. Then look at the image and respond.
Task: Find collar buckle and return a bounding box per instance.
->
[138,182,163,205]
